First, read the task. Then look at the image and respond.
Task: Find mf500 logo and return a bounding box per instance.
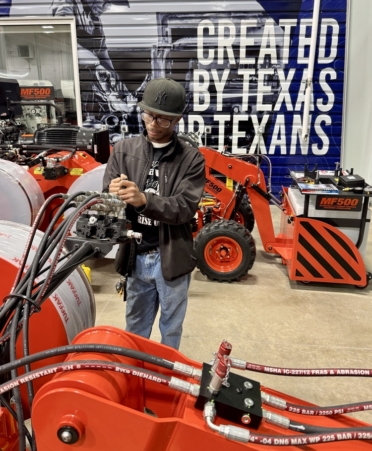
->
[20,87,54,100]
[316,196,362,211]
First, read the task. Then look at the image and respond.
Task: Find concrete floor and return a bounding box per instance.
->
[88,205,372,424]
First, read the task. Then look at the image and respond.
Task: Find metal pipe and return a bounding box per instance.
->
[302,0,321,141]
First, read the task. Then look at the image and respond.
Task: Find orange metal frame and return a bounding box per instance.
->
[27,151,101,231]
[199,147,368,287]
[31,326,372,450]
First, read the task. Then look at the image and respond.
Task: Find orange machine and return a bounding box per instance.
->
[194,146,371,287]
[27,150,101,231]
[27,327,372,450]
[0,185,372,450]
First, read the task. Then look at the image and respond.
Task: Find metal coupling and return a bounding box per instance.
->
[124,230,142,240]
[230,358,246,370]
[263,409,290,429]
[211,339,232,374]
[90,204,110,212]
[100,198,126,207]
[261,392,287,410]
[173,362,202,381]
[83,190,100,196]
[169,377,200,397]
[203,401,216,422]
[218,425,250,443]
[100,192,120,200]
[208,355,230,394]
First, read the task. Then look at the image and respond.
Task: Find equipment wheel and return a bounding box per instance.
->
[233,198,255,232]
[194,219,256,282]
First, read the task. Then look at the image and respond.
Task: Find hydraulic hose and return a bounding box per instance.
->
[0,394,33,449]
[8,193,64,294]
[288,420,372,435]
[249,430,372,446]
[230,357,372,378]
[1,192,87,327]
[261,391,372,416]
[33,199,102,306]
[9,302,26,451]
[0,360,200,398]
[203,402,372,446]
[0,343,201,381]
[0,359,198,451]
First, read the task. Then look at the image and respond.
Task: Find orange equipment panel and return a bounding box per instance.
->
[31,326,372,451]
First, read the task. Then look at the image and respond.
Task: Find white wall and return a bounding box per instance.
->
[342,0,372,184]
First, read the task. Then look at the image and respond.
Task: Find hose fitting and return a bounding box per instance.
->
[230,358,246,370]
[261,392,287,410]
[263,409,290,429]
[218,425,250,443]
[203,402,250,443]
[173,362,202,381]
[169,377,200,397]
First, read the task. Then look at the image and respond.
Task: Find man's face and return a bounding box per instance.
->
[142,110,180,144]
[88,1,112,16]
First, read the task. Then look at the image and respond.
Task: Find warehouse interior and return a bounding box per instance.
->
[1,0,372,449]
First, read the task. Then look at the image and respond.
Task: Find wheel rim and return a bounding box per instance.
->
[203,236,243,273]
[234,211,244,225]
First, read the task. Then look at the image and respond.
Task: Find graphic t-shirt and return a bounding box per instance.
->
[135,141,172,253]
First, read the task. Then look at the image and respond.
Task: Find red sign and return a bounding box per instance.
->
[20,86,54,100]
[315,196,362,212]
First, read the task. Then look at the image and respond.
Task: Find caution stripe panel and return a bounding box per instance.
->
[294,220,362,282]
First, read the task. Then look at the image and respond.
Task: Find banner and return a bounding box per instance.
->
[5,0,347,193]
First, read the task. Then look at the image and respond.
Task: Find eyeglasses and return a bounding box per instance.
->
[141,112,175,128]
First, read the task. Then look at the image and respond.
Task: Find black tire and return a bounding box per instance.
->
[194,219,256,282]
[233,199,255,232]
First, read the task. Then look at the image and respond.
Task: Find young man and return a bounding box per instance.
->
[102,78,205,349]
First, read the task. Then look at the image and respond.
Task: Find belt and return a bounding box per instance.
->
[138,248,159,255]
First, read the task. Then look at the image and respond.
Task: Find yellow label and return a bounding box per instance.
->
[226,178,234,191]
[34,167,44,174]
[70,168,84,176]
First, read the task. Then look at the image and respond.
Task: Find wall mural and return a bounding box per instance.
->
[1,0,347,193]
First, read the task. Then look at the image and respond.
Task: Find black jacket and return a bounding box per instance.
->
[102,132,205,281]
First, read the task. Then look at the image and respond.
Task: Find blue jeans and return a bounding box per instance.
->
[125,251,191,349]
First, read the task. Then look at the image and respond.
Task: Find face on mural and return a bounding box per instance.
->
[86,1,112,16]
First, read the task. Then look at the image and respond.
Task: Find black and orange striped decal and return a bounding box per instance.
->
[293,220,363,283]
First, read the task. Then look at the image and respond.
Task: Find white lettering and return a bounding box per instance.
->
[197,20,214,65]
[217,19,235,64]
[318,19,339,64]
[193,70,210,112]
[317,68,336,112]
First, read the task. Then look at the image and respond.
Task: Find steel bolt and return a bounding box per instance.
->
[241,414,251,424]
[57,426,80,445]
[60,431,73,443]
[244,398,254,408]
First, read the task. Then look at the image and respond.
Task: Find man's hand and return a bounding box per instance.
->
[109,174,146,208]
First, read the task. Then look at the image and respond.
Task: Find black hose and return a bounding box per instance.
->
[0,343,175,376]
[9,193,63,294]
[289,420,372,434]
[9,303,26,451]
[0,394,33,449]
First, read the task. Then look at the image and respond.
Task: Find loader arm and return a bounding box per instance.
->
[200,146,286,254]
